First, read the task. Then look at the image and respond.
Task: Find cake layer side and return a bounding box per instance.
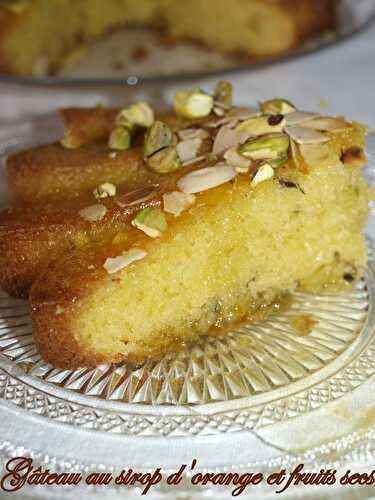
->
[30,164,371,369]
[6,110,182,206]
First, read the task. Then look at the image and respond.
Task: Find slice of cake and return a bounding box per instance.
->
[1,82,367,369]
[0,0,336,76]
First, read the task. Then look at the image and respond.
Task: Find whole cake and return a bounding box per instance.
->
[0,0,337,76]
[0,82,372,369]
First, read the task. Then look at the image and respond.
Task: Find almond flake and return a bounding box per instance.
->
[182,155,206,167]
[285,126,330,145]
[177,165,237,194]
[251,163,274,186]
[224,147,251,173]
[213,106,226,116]
[300,116,352,133]
[103,248,147,274]
[177,138,203,163]
[284,111,319,126]
[213,126,241,155]
[163,191,196,216]
[177,128,210,141]
[78,204,107,222]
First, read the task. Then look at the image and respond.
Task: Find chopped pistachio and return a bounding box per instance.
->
[108,126,132,151]
[163,191,196,216]
[214,80,233,106]
[236,115,285,135]
[132,207,168,238]
[143,121,174,158]
[116,102,154,128]
[147,146,181,174]
[260,98,296,115]
[173,89,214,119]
[239,133,290,167]
[93,182,117,199]
[251,163,274,186]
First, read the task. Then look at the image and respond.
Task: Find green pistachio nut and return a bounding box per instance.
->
[260,98,296,115]
[143,121,174,158]
[93,182,117,199]
[116,102,155,128]
[132,207,168,237]
[108,126,132,151]
[213,80,233,106]
[173,89,214,119]
[146,146,182,174]
[239,133,290,166]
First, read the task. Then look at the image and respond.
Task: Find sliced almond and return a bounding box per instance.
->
[284,111,319,126]
[177,165,237,194]
[78,204,107,222]
[103,248,147,274]
[224,147,251,173]
[300,116,352,133]
[182,155,206,167]
[116,186,159,207]
[236,115,285,136]
[163,191,196,216]
[212,126,241,155]
[226,106,259,120]
[177,128,210,141]
[251,163,274,186]
[177,138,203,163]
[213,106,226,117]
[285,126,330,145]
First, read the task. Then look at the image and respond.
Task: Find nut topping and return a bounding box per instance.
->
[251,163,274,186]
[224,147,252,173]
[78,204,107,222]
[285,126,330,145]
[285,111,319,126]
[300,116,352,133]
[177,165,237,194]
[177,138,203,163]
[173,89,214,119]
[108,126,132,151]
[239,133,290,167]
[93,182,117,199]
[132,207,168,238]
[260,98,296,115]
[143,121,174,158]
[147,146,181,174]
[163,191,196,216]
[236,115,285,136]
[213,80,233,106]
[104,248,147,274]
[116,102,154,128]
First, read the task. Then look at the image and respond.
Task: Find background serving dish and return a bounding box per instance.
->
[0,0,374,86]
